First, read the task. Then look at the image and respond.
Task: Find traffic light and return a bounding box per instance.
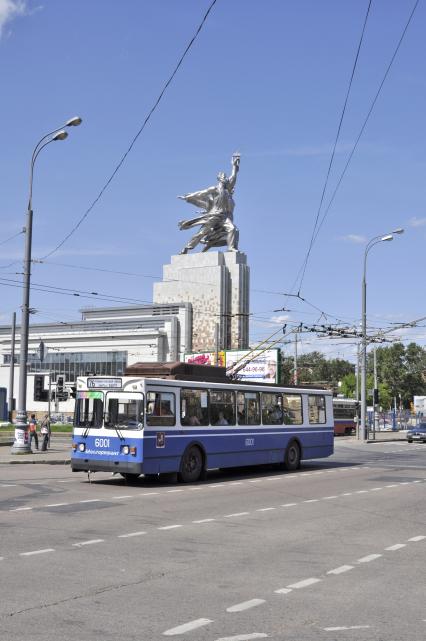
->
[70,386,77,399]
[34,375,44,401]
[373,388,379,405]
[57,376,64,394]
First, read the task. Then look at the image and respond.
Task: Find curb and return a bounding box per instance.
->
[0,458,71,465]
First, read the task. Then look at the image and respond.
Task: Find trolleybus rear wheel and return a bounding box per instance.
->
[284,441,301,471]
[121,473,140,484]
[179,446,203,483]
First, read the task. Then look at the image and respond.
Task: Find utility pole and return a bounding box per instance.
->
[293,331,298,385]
[373,346,377,440]
[8,312,16,423]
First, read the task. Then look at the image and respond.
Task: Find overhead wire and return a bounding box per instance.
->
[39,0,219,261]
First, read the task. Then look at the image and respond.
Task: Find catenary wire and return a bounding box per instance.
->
[39,0,219,261]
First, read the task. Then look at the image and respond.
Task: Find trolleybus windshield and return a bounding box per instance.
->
[74,391,104,428]
[104,392,144,430]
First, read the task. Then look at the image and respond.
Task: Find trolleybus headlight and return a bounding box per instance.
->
[78,443,86,452]
[121,445,130,455]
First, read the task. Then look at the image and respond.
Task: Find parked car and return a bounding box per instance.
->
[407,423,426,443]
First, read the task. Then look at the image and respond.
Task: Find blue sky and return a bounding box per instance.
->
[0,0,425,361]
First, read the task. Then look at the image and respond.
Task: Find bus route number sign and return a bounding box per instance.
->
[87,378,122,389]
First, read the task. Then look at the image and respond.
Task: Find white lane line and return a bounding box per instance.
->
[327,565,354,575]
[188,487,203,491]
[1,484,16,487]
[229,482,243,486]
[72,539,104,547]
[45,502,69,507]
[10,507,32,512]
[341,493,353,496]
[371,487,383,491]
[117,531,146,538]
[323,625,370,631]
[281,503,297,507]
[112,495,132,500]
[323,495,338,500]
[408,535,426,542]
[79,499,101,503]
[274,587,292,594]
[248,479,263,483]
[224,512,250,518]
[385,544,406,551]
[163,618,213,636]
[167,489,184,493]
[304,499,319,503]
[355,490,368,494]
[158,525,183,531]
[227,599,266,612]
[193,518,216,524]
[256,507,276,512]
[386,484,398,488]
[20,548,55,556]
[139,492,159,496]
[215,634,269,641]
[357,554,382,563]
[287,578,321,589]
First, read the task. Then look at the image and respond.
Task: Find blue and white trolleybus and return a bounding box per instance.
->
[71,362,334,482]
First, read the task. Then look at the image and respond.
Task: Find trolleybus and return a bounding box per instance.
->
[333,398,358,436]
[71,362,334,482]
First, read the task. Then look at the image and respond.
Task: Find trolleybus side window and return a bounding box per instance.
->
[283,394,303,425]
[146,391,176,427]
[181,388,209,426]
[74,391,103,428]
[261,392,283,425]
[308,394,326,424]
[237,391,260,425]
[210,390,235,426]
[105,393,144,430]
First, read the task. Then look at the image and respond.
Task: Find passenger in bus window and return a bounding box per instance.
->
[189,415,201,426]
[270,404,283,424]
[216,411,229,426]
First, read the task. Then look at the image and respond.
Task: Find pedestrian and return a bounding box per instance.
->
[28,413,38,450]
[40,414,51,451]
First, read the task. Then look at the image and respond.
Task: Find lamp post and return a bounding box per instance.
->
[359,228,404,443]
[11,117,82,454]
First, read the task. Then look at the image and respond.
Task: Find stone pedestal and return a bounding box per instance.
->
[153,251,249,353]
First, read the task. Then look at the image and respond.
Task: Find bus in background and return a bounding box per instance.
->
[333,398,358,436]
[71,362,334,483]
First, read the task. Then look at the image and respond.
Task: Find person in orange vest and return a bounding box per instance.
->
[29,413,38,451]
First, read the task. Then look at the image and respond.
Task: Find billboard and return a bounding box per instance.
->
[184,351,226,367]
[225,349,280,384]
[413,396,426,415]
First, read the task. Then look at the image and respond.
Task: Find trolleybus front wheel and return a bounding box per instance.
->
[284,441,301,471]
[178,445,204,483]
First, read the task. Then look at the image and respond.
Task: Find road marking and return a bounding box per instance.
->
[188,486,203,491]
[287,578,321,589]
[304,499,319,503]
[341,493,353,496]
[118,531,146,538]
[1,484,16,487]
[357,554,382,563]
[385,544,406,551]
[281,503,297,507]
[20,548,55,556]
[248,479,263,483]
[371,487,383,491]
[327,565,354,575]
[227,599,266,612]
[323,626,370,631]
[323,495,338,500]
[229,482,243,486]
[79,499,101,503]
[112,495,133,500]
[139,492,159,496]
[158,525,183,530]
[72,539,104,547]
[224,512,250,518]
[408,535,426,542]
[193,518,216,523]
[167,489,184,493]
[274,587,292,594]
[355,490,368,494]
[10,507,32,512]
[256,507,276,512]
[163,618,213,636]
[215,634,269,641]
[386,484,398,488]
[45,502,69,507]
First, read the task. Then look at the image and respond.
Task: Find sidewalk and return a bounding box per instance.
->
[0,438,71,465]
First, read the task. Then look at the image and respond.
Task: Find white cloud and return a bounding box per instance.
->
[0,0,27,38]
[340,234,367,244]
[408,216,426,228]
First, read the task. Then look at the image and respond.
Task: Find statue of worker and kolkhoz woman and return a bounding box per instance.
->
[178,153,240,254]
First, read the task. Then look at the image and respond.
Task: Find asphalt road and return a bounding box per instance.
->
[0,440,425,641]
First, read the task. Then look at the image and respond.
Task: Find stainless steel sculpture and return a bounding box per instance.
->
[178,153,240,254]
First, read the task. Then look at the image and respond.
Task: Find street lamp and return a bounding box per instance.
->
[11,117,82,454]
[359,228,404,443]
